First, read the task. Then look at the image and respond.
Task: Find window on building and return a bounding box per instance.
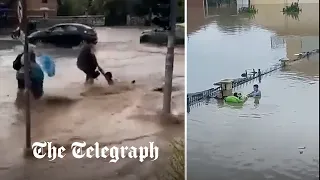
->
[42,0,48,3]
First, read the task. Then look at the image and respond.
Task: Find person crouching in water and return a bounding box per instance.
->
[13,50,44,99]
[77,43,100,84]
[77,42,114,85]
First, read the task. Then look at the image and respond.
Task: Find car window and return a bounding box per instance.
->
[51,26,65,32]
[65,26,78,32]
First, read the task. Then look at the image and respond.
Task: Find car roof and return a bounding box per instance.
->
[50,23,93,29]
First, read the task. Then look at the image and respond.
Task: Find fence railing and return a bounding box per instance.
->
[187,49,319,112]
[0,15,106,30]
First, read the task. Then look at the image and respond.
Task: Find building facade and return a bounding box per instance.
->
[0,0,57,29]
[27,0,57,16]
[3,0,57,17]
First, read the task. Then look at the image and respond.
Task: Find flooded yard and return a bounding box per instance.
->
[187,3,319,180]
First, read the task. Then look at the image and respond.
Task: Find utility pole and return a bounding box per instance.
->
[18,0,31,151]
[163,0,177,114]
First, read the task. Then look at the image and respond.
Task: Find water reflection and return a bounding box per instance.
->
[187,3,319,92]
[285,12,300,21]
[187,2,319,180]
[188,63,319,180]
[252,4,319,36]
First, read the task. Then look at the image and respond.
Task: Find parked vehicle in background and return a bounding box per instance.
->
[28,23,98,48]
[139,23,185,45]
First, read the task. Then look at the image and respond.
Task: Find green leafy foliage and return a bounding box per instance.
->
[238,5,258,14]
[57,0,184,17]
[56,0,184,26]
[57,0,89,16]
[286,12,299,20]
[283,2,302,13]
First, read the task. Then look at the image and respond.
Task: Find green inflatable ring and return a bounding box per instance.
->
[225,95,247,103]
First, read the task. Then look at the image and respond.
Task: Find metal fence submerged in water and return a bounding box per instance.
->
[187,49,319,112]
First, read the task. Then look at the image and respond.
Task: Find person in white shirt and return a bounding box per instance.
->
[248,84,261,97]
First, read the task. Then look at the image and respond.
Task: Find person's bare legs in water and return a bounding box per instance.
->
[85,75,94,85]
[84,70,100,85]
[85,72,114,85]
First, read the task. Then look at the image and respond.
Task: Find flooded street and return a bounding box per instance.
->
[0,27,184,179]
[187,3,319,180]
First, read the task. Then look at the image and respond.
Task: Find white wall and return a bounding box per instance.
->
[301,36,319,52]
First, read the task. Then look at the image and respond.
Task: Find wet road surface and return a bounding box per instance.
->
[187,3,319,180]
[0,27,185,179]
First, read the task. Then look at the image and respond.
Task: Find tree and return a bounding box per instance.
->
[57,0,89,16]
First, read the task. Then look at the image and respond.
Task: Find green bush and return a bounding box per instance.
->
[57,0,89,16]
[283,2,302,13]
[57,0,185,25]
[238,5,258,14]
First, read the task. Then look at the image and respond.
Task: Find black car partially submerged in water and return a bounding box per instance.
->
[28,23,98,47]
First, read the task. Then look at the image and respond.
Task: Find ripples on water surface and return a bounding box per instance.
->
[187,3,319,180]
[0,27,185,172]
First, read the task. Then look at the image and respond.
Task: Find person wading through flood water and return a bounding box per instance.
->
[77,42,113,85]
[13,49,44,99]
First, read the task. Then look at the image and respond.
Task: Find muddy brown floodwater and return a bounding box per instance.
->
[0,27,185,180]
